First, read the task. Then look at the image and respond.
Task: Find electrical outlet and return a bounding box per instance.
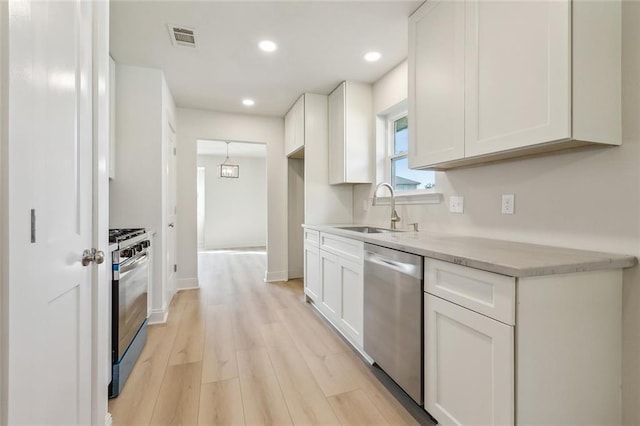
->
[449,196,464,213]
[502,194,515,214]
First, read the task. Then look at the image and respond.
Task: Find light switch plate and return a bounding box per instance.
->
[449,196,464,213]
[502,194,515,214]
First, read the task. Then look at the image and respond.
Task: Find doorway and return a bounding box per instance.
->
[196,140,267,251]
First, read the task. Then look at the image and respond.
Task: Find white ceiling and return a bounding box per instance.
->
[197,139,266,158]
[110,1,421,117]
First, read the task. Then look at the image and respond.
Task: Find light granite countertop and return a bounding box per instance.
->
[303,224,637,277]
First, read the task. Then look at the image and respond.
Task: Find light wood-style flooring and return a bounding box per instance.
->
[109,248,420,425]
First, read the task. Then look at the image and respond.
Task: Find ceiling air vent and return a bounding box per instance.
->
[168,24,197,48]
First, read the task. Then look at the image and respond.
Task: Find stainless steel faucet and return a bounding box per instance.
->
[372,182,401,230]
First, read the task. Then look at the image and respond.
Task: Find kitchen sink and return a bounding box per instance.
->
[337,226,403,234]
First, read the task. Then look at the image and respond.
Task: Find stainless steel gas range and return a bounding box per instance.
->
[108,228,151,398]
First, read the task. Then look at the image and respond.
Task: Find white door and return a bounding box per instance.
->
[424,294,514,426]
[408,0,465,168]
[166,121,177,296]
[464,0,571,156]
[5,0,94,423]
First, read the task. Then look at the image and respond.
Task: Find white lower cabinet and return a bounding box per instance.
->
[318,248,364,348]
[306,231,365,349]
[338,257,363,346]
[303,229,321,302]
[424,259,623,425]
[320,249,341,321]
[424,293,514,425]
[303,243,320,301]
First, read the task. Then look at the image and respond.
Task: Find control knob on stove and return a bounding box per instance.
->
[141,240,151,248]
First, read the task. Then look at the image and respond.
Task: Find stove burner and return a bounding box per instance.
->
[109,228,146,244]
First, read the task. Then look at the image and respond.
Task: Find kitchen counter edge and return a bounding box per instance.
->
[303,224,637,278]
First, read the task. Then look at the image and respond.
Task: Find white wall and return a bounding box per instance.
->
[288,158,304,278]
[304,93,353,225]
[197,154,266,249]
[110,64,176,320]
[354,6,640,422]
[161,74,177,299]
[177,108,287,283]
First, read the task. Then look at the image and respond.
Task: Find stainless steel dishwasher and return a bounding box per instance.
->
[364,243,423,405]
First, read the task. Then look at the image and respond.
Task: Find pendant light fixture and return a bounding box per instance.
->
[217,141,239,178]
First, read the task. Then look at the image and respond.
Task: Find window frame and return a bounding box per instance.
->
[385,110,437,196]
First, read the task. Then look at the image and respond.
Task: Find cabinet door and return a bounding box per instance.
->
[284,107,295,155]
[320,250,340,322]
[464,0,570,157]
[343,82,372,183]
[328,82,346,184]
[339,258,363,347]
[304,244,320,301]
[425,294,514,425]
[328,81,372,183]
[408,0,465,168]
[285,95,305,156]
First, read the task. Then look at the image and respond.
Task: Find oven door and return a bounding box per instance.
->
[115,251,149,361]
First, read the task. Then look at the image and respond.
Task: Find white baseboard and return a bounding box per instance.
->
[202,243,266,250]
[178,277,199,290]
[264,270,288,282]
[147,307,168,325]
[105,412,113,426]
[288,268,304,280]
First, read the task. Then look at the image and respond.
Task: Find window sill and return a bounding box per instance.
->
[372,191,442,206]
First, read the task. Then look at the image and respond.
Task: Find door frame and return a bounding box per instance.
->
[91,0,111,424]
[196,166,206,249]
[0,0,6,422]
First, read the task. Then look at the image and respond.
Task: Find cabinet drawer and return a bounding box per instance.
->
[320,232,363,263]
[304,229,319,247]
[425,259,515,325]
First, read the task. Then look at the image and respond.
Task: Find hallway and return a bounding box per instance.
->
[109,249,419,425]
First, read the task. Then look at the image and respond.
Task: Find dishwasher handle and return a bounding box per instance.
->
[364,250,421,278]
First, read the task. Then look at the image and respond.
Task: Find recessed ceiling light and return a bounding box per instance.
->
[258,40,278,52]
[242,98,255,106]
[364,51,382,62]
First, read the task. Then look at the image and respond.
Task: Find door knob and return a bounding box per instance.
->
[82,248,106,266]
[168,223,175,228]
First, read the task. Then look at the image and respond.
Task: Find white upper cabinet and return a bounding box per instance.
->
[464,0,571,157]
[285,94,305,157]
[328,81,373,184]
[409,0,621,170]
[408,0,465,168]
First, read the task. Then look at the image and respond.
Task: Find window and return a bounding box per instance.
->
[388,114,435,192]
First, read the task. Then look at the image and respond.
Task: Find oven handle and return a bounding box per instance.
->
[119,252,149,274]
